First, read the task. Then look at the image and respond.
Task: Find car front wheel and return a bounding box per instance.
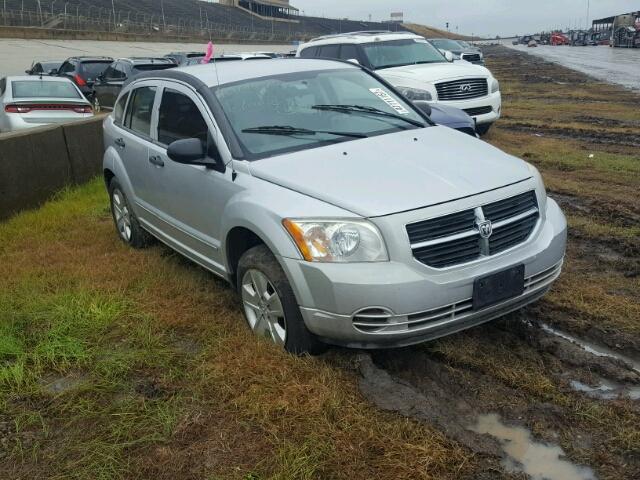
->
[237,245,324,355]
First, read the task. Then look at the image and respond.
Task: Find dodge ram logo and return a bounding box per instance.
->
[459,84,472,93]
[476,220,493,239]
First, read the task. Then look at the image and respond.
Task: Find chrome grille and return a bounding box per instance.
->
[407,191,540,268]
[435,78,488,101]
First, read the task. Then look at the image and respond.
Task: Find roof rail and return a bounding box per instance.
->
[308,30,413,42]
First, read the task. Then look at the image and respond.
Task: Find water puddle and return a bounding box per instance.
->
[570,379,640,401]
[539,323,640,373]
[470,413,597,480]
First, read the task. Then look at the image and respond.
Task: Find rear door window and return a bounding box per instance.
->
[299,46,318,58]
[317,45,340,59]
[157,89,208,146]
[125,86,157,138]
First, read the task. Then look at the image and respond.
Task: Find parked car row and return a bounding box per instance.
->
[8,37,483,136]
[102,56,566,354]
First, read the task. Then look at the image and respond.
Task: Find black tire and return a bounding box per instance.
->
[108,177,153,249]
[476,123,493,136]
[237,245,325,355]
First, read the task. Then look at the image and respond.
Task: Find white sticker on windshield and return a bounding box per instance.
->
[369,88,410,115]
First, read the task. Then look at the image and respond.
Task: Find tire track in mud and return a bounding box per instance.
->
[355,315,640,480]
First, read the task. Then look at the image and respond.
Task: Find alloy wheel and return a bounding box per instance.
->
[111,189,132,242]
[241,269,287,346]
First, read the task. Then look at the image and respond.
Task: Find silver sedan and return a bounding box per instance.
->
[0,75,93,133]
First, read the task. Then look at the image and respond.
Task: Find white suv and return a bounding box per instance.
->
[297,31,501,135]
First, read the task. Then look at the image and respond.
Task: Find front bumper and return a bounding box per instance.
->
[281,197,566,349]
[436,90,501,126]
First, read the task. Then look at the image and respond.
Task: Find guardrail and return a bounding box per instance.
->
[0,8,308,42]
[0,116,104,220]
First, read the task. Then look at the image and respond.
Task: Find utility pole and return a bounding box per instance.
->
[586,0,590,30]
[160,0,166,31]
[111,0,116,30]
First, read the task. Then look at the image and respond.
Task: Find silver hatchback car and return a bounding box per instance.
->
[103,59,567,353]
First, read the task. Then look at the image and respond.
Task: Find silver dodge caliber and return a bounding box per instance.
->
[103,59,567,354]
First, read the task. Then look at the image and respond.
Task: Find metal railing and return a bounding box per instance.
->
[0,4,310,42]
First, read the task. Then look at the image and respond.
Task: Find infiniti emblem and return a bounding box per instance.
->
[459,84,472,93]
[476,220,493,239]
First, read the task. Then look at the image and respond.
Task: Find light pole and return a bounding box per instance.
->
[111,0,116,30]
[586,0,590,30]
[160,0,166,31]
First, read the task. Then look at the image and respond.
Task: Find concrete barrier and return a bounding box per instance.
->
[0,116,104,220]
[62,117,105,184]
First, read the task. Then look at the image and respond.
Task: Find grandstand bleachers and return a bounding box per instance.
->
[1,0,406,40]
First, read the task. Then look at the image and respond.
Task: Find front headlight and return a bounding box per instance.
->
[490,78,500,93]
[283,219,389,263]
[397,86,432,101]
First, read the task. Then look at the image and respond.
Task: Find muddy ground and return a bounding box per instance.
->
[335,45,640,480]
[1,46,638,480]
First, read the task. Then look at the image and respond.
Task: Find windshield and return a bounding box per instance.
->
[212,68,427,159]
[430,39,464,51]
[12,80,81,98]
[362,38,446,70]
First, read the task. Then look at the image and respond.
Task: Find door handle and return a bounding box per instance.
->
[114,138,126,148]
[148,155,165,167]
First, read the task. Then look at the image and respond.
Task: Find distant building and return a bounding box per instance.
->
[390,12,404,24]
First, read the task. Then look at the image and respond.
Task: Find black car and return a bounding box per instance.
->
[414,101,478,137]
[428,38,485,65]
[164,51,206,66]
[92,57,177,110]
[25,60,63,76]
[55,56,114,100]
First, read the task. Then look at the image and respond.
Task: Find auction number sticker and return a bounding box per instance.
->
[369,88,410,115]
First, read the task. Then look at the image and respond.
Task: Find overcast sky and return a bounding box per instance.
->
[292,0,638,37]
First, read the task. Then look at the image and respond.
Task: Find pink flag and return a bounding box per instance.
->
[201,42,214,64]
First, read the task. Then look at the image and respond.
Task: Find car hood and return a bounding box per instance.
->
[248,126,531,217]
[377,61,491,83]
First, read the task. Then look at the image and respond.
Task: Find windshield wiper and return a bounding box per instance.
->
[312,104,425,128]
[241,125,368,138]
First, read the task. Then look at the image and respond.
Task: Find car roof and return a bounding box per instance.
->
[67,56,114,62]
[303,30,421,46]
[117,57,176,65]
[5,75,75,82]
[134,58,356,88]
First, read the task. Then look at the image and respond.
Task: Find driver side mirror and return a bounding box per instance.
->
[444,51,454,62]
[167,137,225,172]
[347,58,360,65]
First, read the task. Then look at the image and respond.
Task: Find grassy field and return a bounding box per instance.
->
[1,46,639,479]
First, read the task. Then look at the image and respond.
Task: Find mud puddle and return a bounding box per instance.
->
[539,322,640,374]
[357,353,599,479]
[470,413,597,480]
[570,378,640,401]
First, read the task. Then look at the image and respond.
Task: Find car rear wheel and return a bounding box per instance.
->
[237,245,325,355]
[108,178,152,248]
